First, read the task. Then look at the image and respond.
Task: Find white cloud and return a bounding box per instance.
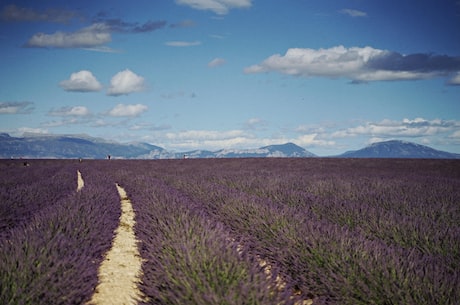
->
[165,40,201,47]
[42,118,83,127]
[48,106,91,116]
[166,129,246,141]
[19,127,49,135]
[107,69,146,96]
[245,46,385,79]
[26,23,111,48]
[107,104,148,117]
[159,128,335,151]
[129,122,171,131]
[208,57,226,67]
[340,9,367,17]
[59,70,103,92]
[163,129,251,150]
[0,101,34,114]
[244,46,460,83]
[449,130,460,140]
[175,0,252,15]
[294,134,335,147]
[331,118,459,138]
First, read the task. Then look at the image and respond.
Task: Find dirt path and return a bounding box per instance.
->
[86,183,145,305]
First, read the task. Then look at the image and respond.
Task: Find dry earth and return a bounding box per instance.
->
[84,179,145,305]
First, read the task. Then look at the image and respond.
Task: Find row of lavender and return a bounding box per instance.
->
[110,168,298,304]
[1,160,301,304]
[0,160,121,304]
[105,158,459,305]
[0,160,77,237]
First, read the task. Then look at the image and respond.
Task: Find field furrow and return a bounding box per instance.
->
[86,183,145,305]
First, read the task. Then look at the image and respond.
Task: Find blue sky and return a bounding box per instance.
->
[1,0,459,155]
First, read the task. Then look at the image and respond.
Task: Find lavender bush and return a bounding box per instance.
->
[113,158,459,304]
[0,160,120,305]
[114,171,298,304]
[1,158,458,304]
[0,160,77,238]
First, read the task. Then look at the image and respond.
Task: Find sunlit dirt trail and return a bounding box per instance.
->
[86,183,145,305]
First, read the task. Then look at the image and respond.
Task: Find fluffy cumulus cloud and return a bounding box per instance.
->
[244,46,460,84]
[0,101,34,114]
[175,0,252,15]
[59,70,103,92]
[48,106,90,116]
[107,104,148,117]
[25,23,111,48]
[107,69,146,96]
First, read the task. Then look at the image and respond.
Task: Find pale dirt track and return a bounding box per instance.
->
[77,169,145,305]
[86,183,145,305]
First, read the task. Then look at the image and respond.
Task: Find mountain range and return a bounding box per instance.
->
[0,133,459,159]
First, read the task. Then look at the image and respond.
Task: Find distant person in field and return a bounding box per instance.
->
[107,154,111,160]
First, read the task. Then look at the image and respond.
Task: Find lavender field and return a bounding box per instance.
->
[1,158,459,305]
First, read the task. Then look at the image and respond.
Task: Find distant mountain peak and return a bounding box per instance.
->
[260,143,316,157]
[341,140,459,159]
